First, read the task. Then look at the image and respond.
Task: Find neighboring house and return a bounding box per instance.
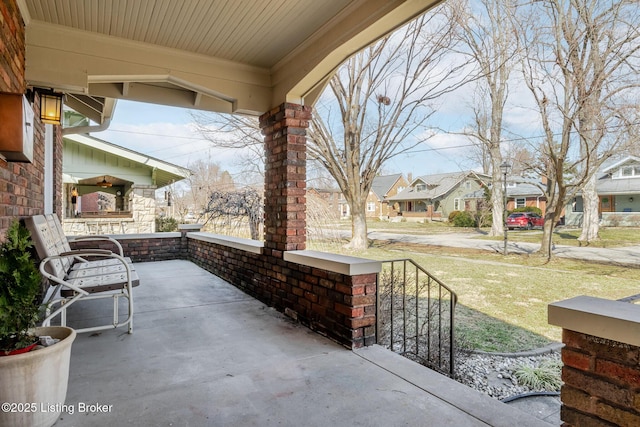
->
[505,178,546,212]
[366,174,408,219]
[307,188,342,219]
[63,133,191,235]
[309,174,407,220]
[386,171,490,221]
[566,156,640,226]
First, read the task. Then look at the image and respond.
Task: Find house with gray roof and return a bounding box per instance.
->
[366,174,407,219]
[387,171,490,221]
[566,156,640,226]
[463,177,547,213]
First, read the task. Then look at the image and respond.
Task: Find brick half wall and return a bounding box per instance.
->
[549,296,640,426]
[65,229,380,349]
[188,237,378,349]
[69,232,185,262]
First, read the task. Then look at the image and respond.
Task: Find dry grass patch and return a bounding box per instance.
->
[310,240,640,352]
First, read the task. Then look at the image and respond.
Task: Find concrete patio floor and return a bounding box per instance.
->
[53,259,551,426]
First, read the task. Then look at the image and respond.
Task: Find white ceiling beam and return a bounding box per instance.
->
[25,21,272,115]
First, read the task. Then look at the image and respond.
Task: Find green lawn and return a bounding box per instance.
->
[309,238,640,352]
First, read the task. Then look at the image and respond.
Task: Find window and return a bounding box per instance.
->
[615,164,640,178]
[453,198,461,211]
[416,184,426,191]
[367,202,375,212]
[516,198,526,208]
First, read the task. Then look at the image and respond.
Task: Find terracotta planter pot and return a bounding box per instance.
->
[0,326,76,427]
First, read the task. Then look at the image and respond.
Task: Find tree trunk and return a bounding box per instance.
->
[346,204,368,251]
[539,189,564,260]
[578,174,600,244]
[489,153,505,237]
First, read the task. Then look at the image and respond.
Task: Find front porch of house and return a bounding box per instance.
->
[52,258,551,426]
[63,228,640,426]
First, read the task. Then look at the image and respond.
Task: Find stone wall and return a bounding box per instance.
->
[130,185,157,233]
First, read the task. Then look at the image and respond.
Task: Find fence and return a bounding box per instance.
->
[377,259,457,377]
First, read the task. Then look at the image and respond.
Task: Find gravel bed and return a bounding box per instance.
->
[454,351,562,400]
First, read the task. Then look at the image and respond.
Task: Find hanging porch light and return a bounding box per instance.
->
[97,176,112,188]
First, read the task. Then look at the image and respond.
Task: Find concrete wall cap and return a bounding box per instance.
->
[284,250,381,276]
[548,295,640,347]
[187,232,263,254]
[68,232,181,241]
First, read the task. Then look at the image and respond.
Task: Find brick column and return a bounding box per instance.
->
[560,331,640,426]
[549,296,640,427]
[260,102,310,256]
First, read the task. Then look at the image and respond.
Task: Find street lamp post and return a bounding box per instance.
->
[500,162,511,255]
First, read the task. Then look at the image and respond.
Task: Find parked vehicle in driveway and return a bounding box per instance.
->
[506,212,544,230]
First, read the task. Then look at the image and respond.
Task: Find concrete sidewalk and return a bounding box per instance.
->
[54,260,551,427]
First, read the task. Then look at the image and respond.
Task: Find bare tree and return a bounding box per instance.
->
[190,113,264,186]
[516,0,640,258]
[190,8,470,250]
[309,9,471,250]
[204,188,263,240]
[183,159,235,222]
[452,0,519,237]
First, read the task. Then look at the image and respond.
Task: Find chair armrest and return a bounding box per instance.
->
[60,249,113,257]
[39,251,132,296]
[70,235,125,256]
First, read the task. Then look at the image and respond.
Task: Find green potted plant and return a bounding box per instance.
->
[0,219,43,354]
[0,219,76,427]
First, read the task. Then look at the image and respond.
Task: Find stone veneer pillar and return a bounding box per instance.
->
[549,296,640,426]
[259,102,311,257]
[131,185,157,233]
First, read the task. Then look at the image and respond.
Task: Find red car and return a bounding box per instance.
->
[506,212,544,230]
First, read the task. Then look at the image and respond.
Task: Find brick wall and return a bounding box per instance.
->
[560,330,640,426]
[67,232,378,348]
[0,0,24,93]
[188,238,377,348]
[0,0,63,237]
[69,233,185,263]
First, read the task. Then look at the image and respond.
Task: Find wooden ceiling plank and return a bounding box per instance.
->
[196,1,238,56]
[156,1,180,47]
[220,0,273,61]
[145,0,172,45]
[169,0,200,50]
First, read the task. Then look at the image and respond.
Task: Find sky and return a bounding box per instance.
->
[93,97,479,186]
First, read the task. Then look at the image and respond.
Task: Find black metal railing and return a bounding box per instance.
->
[376,259,458,377]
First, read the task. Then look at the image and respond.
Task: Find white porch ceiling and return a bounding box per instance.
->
[19,0,443,120]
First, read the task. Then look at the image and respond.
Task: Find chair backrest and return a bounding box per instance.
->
[45,214,73,272]
[24,215,67,280]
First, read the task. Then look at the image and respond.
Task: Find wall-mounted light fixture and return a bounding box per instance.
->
[38,90,64,125]
[630,197,634,203]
